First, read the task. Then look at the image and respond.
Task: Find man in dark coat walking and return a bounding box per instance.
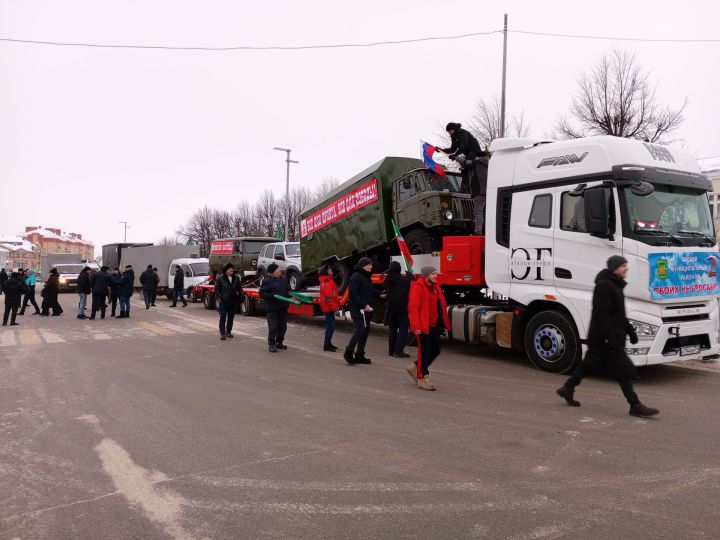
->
[40,268,63,316]
[1,272,23,326]
[117,265,135,318]
[170,265,188,307]
[438,122,489,234]
[139,264,158,309]
[89,266,113,320]
[109,268,121,317]
[215,262,244,340]
[383,261,414,358]
[259,263,290,353]
[76,266,92,319]
[557,256,659,418]
[0,268,8,295]
[344,257,379,365]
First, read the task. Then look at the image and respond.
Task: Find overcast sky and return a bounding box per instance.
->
[1,0,718,255]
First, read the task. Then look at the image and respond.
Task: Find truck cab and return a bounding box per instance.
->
[485,136,720,372]
[393,168,474,253]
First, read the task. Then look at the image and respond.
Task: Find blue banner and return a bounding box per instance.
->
[648,251,720,300]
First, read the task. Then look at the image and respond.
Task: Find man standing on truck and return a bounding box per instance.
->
[407,266,450,391]
[260,263,290,353]
[170,265,188,307]
[344,257,378,365]
[215,262,244,340]
[438,122,489,235]
[556,256,660,418]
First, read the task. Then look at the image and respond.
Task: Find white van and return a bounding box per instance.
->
[169,257,210,297]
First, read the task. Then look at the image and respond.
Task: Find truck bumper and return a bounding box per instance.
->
[625,318,720,366]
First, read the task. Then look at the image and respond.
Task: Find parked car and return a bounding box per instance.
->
[257,242,302,291]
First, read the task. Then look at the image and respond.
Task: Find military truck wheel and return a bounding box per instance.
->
[240,296,256,316]
[203,291,216,310]
[336,261,352,296]
[404,228,440,255]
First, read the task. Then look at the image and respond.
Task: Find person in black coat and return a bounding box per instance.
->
[344,257,382,365]
[151,267,159,306]
[383,261,414,358]
[438,122,489,234]
[139,265,158,309]
[1,272,23,325]
[109,268,121,317]
[259,263,290,352]
[215,262,245,340]
[76,266,92,319]
[117,265,135,318]
[40,268,63,316]
[0,268,8,295]
[170,265,188,307]
[557,256,659,418]
[89,266,113,319]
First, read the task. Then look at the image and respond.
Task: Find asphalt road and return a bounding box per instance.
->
[1,293,719,539]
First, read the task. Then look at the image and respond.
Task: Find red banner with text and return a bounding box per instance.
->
[210,240,234,255]
[300,178,379,238]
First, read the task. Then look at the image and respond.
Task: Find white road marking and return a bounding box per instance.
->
[0,331,16,347]
[93,334,112,341]
[39,329,65,343]
[156,322,196,334]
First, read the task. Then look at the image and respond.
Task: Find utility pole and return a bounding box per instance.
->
[273,147,299,240]
[119,221,130,243]
[500,13,508,138]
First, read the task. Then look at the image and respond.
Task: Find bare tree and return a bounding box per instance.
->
[313,177,341,199]
[157,234,182,246]
[177,205,215,257]
[468,96,529,149]
[556,49,687,143]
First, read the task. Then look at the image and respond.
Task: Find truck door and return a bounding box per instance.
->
[394,173,420,228]
[508,187,555,299]
[553,182,622,336]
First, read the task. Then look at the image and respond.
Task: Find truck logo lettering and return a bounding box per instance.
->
[643,142,675,163]
[511,247,553,281]
[537,152,589,168]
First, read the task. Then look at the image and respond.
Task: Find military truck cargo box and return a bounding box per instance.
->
[208,237,278,283]
[299,156,472,283]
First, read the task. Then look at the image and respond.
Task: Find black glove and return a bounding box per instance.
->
[628,328,639,345]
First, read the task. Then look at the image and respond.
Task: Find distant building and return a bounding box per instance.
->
[21,226,94,261]
[0,247,8,269]
[0,239,38,271]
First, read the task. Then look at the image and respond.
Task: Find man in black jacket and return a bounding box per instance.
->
[117,265,135,318]
[76,266,92,319]
[1,272,23,326]
[438,122,489,235]
[170,265,188,307]
[344,257,379,365]
[139,264,157,309]
[383,261,414,358]
[151,267,159,306]
[215,262,244,340]
[89,266,113,320]
[557,256,659,418]
[109,268,121,317]
[0,268,7,295]
[259,263,290,353]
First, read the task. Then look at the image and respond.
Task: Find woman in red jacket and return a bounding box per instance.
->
[319,264,340,351]
[407,266,450,391]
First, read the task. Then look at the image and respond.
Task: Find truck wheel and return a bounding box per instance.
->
[287,271,302,291]
[240,296,256,316]
[186,287,195,302]
[203,291,216,310]
[336,261,352,296]
[404,228,439,254]
[524,311,581,373]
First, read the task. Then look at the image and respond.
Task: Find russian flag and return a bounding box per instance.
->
[422,142,446,176]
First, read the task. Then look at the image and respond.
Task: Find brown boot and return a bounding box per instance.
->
[417,377,436,391]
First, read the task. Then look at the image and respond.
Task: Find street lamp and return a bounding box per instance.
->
[119,221,130,243]
[273,147,299,240]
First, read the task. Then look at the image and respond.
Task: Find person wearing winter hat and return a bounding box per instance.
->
[344,257,382,364]
[215,262,244,340]
[259,262,290,352]
[557,256,659,418]
[318,264,340,351]
[383,261,414,358]
[139,264,159,309]
[40,268,63,316]
[170,264,188,308]
[407,266,449,390]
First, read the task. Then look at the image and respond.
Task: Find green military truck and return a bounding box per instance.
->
[299,156,474,291]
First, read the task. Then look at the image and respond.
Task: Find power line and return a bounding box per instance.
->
[0,30,502,51]
[511,29,720,43]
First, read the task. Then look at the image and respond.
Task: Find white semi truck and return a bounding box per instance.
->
[433,135,720,373]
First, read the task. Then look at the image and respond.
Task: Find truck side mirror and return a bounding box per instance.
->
[584,188,610,237]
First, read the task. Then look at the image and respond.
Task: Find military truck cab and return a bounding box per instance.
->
[393,168,473,253]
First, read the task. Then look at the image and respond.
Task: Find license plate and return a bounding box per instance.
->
[681,345,701,356]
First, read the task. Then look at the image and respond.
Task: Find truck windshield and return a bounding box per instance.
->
[56,264,85,274]
[189,263,209,276]
[420,171,460,193]
[622,185,715,245]
[285,244,300,257]
[242,241,268,254]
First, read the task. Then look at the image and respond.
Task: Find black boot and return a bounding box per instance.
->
[344,350,356,365]
[629,402,659,418]
[169,303,176,308]
[220,333,226,340]
[354,353,371,364]
[323,344,337,352]
[556,386,581,407]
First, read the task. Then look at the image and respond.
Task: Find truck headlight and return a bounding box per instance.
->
[444,210,454,220]
[628,319,659,340]
[625,347,650,355]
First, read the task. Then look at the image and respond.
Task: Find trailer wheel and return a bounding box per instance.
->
[240,296,256,316]
[203,291,216,310]
[287,270,302,292]
[524,311,580,373]
[337,261,352,296]
[404,228,440,254]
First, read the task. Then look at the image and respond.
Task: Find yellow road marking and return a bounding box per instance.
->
[19,328,42,345]
[134,321,176,336]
